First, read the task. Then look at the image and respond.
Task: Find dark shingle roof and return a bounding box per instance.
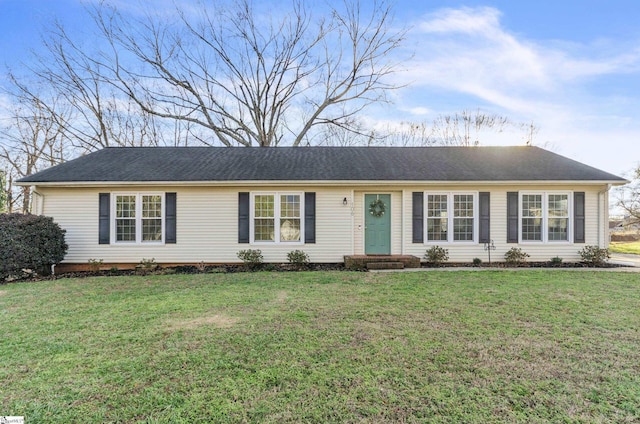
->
[17,146,626,184]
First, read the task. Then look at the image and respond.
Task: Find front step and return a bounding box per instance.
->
[366,261,404,270]
[344,255,420,270]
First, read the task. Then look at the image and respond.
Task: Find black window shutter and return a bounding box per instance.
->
[479,192,490,243]
[238,192,250,243]
[99,193,110,244]
[507,192,519,243]
[305,192,316,244]
[165,192,177,244]
[574,192,585,243]
[412,192,424,243]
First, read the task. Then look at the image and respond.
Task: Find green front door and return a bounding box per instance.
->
[365,194,391,254]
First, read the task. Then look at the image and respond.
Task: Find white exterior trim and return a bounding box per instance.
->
[423,191,479,245]
[518,191,573,245]
[110,192,165,245]
[249,191,305,245]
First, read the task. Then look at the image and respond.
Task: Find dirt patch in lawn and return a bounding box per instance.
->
[168,314,239,330]
[0,290,7,296]
[275,290,288,303]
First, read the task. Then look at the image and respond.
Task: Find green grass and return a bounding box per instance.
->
[610,241,640,255]
[2,271,640,423]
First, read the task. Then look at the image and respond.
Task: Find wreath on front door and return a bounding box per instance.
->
[369,198,386,217]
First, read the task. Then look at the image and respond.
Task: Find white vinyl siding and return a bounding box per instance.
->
[403,185,607,262]
[33,183,609,265]
[36,186,353,264]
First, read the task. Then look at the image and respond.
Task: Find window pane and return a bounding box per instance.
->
[522,195,542,217]
[255,195,274,218]
[521,195,542,241]
[116,195,136,218]
[453,195,474,241]
[142,195,162,218]
[454,218,474,241]
[454,195,474,217]
[427,195,448,218]
[548,194,568,217]
[427,194,447,241]
[255,218,275,241]
[548,218,568,241]
[280,218,300,241]
[522,218,542,241]
[280,195,300,218]
[427,218,448,241]
[142,219,162,241]
[116,219,136,241]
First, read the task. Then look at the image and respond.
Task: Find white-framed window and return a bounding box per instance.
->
[425,192,477,243]
[251,192,303,244]
[112,193,164,243]
[520,192,571,243]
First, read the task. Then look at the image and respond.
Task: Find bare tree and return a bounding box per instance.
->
[18,21,172,153]
[84,0,404,147]
[0,86,67,213]
[366,110,512,147]
[617,166,640,224]
[429,110,510,146]
[0,170,8,213]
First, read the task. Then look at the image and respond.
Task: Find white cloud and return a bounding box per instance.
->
[373,6,640,175]
[399,6,640,114]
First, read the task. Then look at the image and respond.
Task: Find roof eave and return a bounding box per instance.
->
[17,179,629,187]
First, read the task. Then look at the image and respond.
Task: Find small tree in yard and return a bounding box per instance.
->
[0,214,67,280]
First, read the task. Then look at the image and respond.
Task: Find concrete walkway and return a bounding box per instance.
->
[610,253,640,268]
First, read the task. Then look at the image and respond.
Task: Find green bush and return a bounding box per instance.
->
[472,257,482,267]
[237,249,264,270]
[136,258,159,275]
[504,247,530,266]
[287,250,310,270]
[578,245,610,267]
[424,246,449,266]
[550,256,563,266]
[88,258,104,272]
[0,213,67,280]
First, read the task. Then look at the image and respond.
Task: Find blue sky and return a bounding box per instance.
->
[1,0,639,177]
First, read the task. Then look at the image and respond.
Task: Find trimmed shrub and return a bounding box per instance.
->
[504,247,530,266]
[237,249,264,271]
[424,246,449,266]
[287,250,310,270]
[472,257,482,267]
[550,256,563,267]
[0,213,67,280]
[578,245,610,267]
[136,258,159,275]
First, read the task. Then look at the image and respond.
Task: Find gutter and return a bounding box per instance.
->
[15,179,630,188]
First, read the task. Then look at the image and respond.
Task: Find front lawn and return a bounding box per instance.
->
[2,271,639,423]
[609,241,640,255]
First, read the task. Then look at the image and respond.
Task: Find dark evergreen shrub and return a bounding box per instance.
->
[0,214,67,280]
